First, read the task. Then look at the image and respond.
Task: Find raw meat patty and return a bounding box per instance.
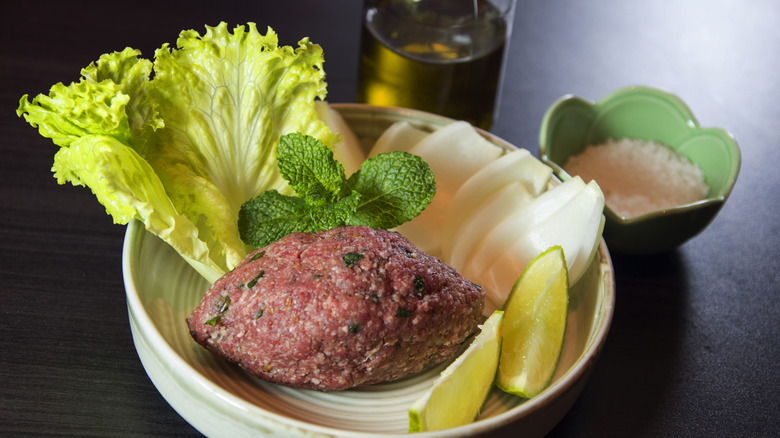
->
[187,225,484,391]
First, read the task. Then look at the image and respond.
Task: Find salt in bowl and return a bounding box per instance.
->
[539,85,741,254]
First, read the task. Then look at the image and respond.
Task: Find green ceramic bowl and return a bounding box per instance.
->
[539,86,741,254]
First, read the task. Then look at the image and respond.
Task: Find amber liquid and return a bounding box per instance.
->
[356,1,508,130]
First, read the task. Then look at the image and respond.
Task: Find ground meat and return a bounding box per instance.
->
[186,225,485,391]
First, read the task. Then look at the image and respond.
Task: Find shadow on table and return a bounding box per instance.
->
[545,250,689,437]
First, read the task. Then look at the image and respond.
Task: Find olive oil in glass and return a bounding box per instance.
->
[356,0,513,130]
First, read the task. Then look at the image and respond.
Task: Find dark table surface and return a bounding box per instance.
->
[2,1,778,437]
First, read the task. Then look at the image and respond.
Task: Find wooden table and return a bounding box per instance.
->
[2,1,778,436]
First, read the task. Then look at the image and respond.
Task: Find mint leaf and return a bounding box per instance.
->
[309,191,362,230]
[238,190,362,248]
[347,151,436,229]
[238,190,312,247]
[277,132,345,206]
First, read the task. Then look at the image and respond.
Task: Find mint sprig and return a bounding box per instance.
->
[238,133,436,248]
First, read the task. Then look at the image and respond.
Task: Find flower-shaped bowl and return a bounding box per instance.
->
[539,86,741,254]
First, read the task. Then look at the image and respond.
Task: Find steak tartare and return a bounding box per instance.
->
[187,225,485,391]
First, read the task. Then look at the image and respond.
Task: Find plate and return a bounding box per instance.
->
[123,103,615,437]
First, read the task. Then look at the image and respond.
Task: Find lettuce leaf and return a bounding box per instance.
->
[17,23,338,284]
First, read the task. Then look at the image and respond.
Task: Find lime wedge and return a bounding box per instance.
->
[496,245,569,398]
[408,310,504,432]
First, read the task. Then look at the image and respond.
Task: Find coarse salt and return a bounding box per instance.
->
[563,138,709,218]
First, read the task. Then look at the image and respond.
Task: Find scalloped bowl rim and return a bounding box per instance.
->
[538,85,741,225]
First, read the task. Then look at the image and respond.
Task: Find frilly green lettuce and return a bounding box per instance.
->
[17,22,338,284]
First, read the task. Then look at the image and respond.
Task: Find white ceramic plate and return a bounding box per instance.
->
[123,104,615,437]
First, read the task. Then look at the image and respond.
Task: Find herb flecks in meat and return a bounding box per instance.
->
[396,306,411,318]
[247,271,265,288]
[413,275,426,296]
[343,252,364,268]
[205,296,231,325]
